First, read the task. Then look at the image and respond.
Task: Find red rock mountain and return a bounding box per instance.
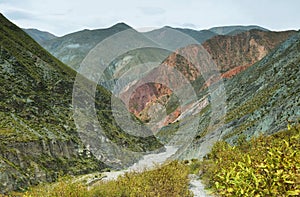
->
[203,29,296,78]
[127,30,296,127]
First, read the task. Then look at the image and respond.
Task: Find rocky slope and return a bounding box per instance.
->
[23,28,57,44]
[127,30,296,127]
[163,31,300,160]
[0,14,161,193]
[203,29,296,76]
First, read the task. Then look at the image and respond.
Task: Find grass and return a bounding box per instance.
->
[15,177,87,197]
[18,161,192,197]
[90,161,192,197]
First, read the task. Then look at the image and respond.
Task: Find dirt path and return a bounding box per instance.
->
[189,175,212,197]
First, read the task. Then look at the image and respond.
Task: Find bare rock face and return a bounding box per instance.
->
[174,32,300,160]
[0,139,85,193]
[126,30,296,128]
[129,83,172,116]
[202,29,296,75]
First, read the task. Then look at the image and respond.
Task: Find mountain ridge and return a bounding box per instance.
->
[23,28,57,44]
[208,25,269,35]
[41,22,133,70]
[126,29,296,126]
[168,31,300,160]
[33,24,272,71]
[0,13,161,193]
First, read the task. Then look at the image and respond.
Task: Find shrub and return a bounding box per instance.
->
[197,124,300,196]
[21,161,192,197]
[90,161,192,197]
[21,176,87,197]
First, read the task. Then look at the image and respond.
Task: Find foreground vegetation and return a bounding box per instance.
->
[8,124,299,197]
[90,161,192,197]
[18,161,192,197]
[194,124,300,196]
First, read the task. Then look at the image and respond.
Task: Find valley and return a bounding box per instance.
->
[0,10,299,197]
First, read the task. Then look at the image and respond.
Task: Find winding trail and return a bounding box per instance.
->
[189,176,212,197]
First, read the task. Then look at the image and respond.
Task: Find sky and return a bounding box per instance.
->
[0,0,299,36]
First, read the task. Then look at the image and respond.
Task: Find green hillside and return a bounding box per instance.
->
[0,13,161,193]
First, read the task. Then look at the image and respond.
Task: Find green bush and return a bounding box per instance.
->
[197,125,300,196]
[21,161,192,197]
[90,161,192,197]
[21,177,87,197]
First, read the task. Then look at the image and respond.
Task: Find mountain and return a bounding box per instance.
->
[0,14,161,193]
[40,22,295,138]
[203,29,296,77]
[40,25,216,71]
[143,26,217,44]
[208,25,269,35]
[162,31,300,160]
[41,23,132,70]
[23,28,57,44]
[143,25,269,45]
[94,24,299,167]
[175,29,218,43]
[127,30,296,127]
[38,25,269,72]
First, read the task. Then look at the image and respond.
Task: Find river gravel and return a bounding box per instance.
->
[100,146,212,196]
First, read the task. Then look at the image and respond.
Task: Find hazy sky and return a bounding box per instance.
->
[0,0,299,36]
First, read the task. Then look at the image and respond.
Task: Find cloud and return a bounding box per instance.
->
[139,6,165,16]
[0,0,22,4]
[4,10,35,20]
[181,23,197,29]
[0,1,37,21]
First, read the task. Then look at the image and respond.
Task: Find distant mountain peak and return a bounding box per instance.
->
[110,22,132,29]
[162,25,172,29]
[23,28,57,44]
[209,25,269,35]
